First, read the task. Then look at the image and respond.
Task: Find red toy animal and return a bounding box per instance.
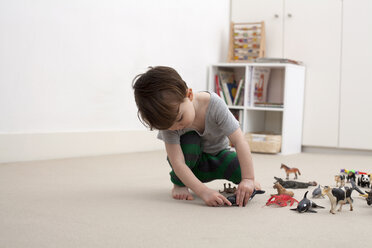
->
[266,195,299,207]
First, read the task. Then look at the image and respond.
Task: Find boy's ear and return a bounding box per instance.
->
[187,88,193,101]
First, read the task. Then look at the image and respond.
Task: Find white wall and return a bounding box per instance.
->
[0,0,230,162]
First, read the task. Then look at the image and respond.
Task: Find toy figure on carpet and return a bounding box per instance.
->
[290,191,324,213]
[266,194,298,207]
[346,170,356,182]
[365,190,372,206]
[322,186,353,214]
[272,182,294,197]
[219,183,236,194]
[350,179,366,196]
[334,174,345,187]
[340,169,370,183]
[357,174,370,188]
[280,163,301,180]
[274,177,317,189]
[312,185,324,198]
[226,189,265,206]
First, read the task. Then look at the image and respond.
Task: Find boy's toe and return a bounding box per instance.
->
[187,194,194,200]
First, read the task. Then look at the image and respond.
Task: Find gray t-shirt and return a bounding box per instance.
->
[157,92,240,155]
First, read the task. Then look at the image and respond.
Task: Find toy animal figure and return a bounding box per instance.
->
[219,183,236,194]
[335,174,346,187]
[357,174,370,188]
[322,186,353,214]
[227,189,265,206]
[347,171,356,183]
[274,177,317,189]
[366,190,372,206]
[266,195,298,207]
[280,163,301,179]
[350,179,366,195]
[272,182,294,197]
[312,185,324,198]
[290,191,324,213]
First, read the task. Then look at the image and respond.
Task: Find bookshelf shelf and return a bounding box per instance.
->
[226,106,283,111]
[246,107,283,112]
[227,106,245,110]
[209,62,305,154]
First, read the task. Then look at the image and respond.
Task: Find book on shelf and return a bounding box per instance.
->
[217,70,236,106]
[233,77,244,106]
[215,75,222,97]
[252,67,271,103]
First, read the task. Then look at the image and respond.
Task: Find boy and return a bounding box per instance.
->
[133,66,259,207]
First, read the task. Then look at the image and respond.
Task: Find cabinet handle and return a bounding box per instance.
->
[274,14,279,18]
[287,13,292,18]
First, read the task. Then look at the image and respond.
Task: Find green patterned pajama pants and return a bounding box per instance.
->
[167,131,242,187]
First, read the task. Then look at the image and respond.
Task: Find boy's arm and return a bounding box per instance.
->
[165,143,231,206]
[228,127,256,207]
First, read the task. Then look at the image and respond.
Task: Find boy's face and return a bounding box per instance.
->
[168,89,195,131]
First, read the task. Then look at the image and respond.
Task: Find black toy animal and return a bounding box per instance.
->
[274,177,317,189]
[357,174,370,188]
[366,190,372,206]
[347,171,356,183]
[227,189,265,206]
[290,191,324,213]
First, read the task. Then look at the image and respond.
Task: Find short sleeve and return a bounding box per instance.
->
[212,95,240,136]
[157,130,181,144]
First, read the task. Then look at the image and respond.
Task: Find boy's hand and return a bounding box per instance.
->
[200,188,232,207]
[236,179,255,207]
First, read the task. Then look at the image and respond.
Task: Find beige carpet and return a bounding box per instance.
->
[1,150,371,248]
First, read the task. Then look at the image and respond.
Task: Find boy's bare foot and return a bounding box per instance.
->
[172,185,194,200]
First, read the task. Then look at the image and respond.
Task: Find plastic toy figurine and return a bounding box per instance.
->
[322,186,353,214]
[346,170,356,183]
[335,174,346,187]
[280,163,301,180]
[340,169,371,182]
[274,177,317,189]
[350,179,366,196]
[219,183,237,194]
[357,174,371,188]
[312,185,324,198]
[266,195,298,207]
[227,189,265,206]
[272,182,294,197]
[290,191,324,213]
[366,190,372,206]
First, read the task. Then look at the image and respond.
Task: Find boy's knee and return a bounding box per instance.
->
[180,131,202,165]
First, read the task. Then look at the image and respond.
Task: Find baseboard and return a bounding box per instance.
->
[0,130,164,163]
[303,146,372,156]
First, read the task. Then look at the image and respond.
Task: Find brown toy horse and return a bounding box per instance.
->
[272,182,294,197]
[280,163,301,180]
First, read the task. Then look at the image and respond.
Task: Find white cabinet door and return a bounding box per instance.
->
[284,0,342,147]
[231,0,284,58]
[339,0,372,149]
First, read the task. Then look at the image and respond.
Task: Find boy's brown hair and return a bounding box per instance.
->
[132,66,188,130]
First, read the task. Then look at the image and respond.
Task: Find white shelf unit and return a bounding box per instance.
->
[209,63,305,154]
